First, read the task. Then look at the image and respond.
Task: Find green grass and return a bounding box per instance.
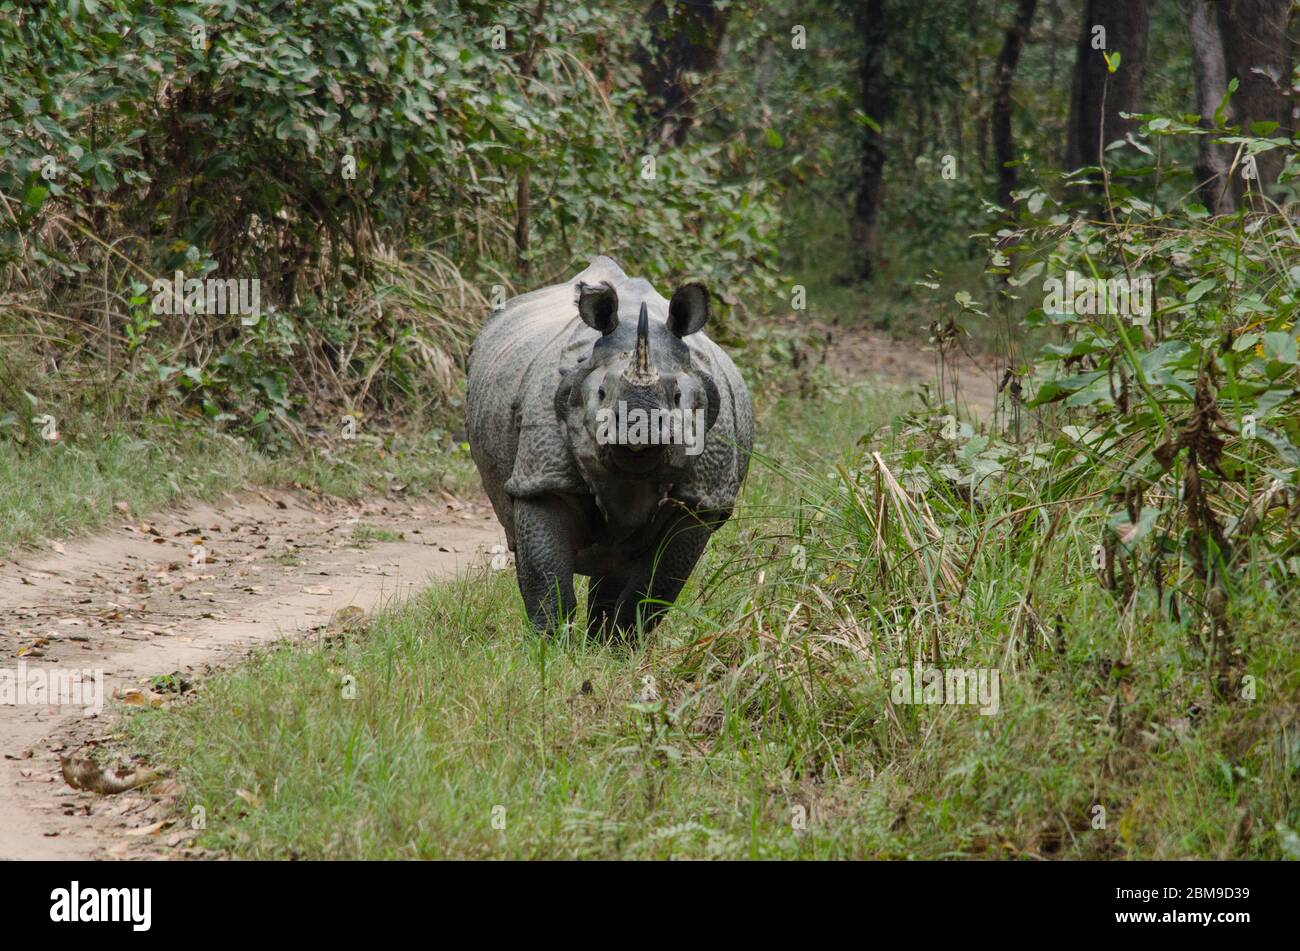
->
[349,524,404,546]
[0,428,261,556]
[0,421,478,557]
[126,384,1300,859]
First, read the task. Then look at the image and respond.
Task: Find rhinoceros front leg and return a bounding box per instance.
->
[611,507,727,637]
[512,496,579,633]
[586,573,629,639]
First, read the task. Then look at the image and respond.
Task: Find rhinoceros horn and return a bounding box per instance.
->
[627,302,658,383]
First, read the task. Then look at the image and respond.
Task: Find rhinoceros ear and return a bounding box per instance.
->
[575,281,619,334]
[668,283,709,338]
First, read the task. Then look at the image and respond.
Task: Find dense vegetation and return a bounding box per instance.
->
[1,0,789,442]
[3,1,1299,858]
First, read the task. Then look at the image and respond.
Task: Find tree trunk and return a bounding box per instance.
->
[637,0,729,147]
[1065,0,1150,173]
[971,0,988,173]
[1216,0,1292,202]
[992,0,1038,215]
[513,0,548,276]
[852,0,891,281]
[1186,0,1236,215]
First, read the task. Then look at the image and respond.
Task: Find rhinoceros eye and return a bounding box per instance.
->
[674,391,682,406]
[598,387,606,400]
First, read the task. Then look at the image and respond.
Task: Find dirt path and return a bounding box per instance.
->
[0,487,504,860]
[818,322,1003,419]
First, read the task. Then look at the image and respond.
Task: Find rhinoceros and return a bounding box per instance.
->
[466,256,753,636]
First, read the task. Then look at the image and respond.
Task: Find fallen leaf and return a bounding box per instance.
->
[114,688,165,709]
[150,779,187,799]
[124,820,168,836]
[61,754,162,795]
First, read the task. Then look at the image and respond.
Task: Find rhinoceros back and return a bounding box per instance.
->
[466,256,752,549]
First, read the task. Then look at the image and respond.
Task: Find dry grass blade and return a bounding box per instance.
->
[866,452,960,594]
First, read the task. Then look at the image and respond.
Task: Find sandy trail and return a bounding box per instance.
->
[817,322,1002,419]
[0,487,504,860]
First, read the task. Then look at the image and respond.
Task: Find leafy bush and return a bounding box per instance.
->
[0,0,782,442]
[866,116,1300,695]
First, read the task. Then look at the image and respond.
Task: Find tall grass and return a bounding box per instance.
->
[130,383,1299,858]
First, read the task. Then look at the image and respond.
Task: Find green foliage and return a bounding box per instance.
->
[894,118,1300,695]
[0,0,783,442]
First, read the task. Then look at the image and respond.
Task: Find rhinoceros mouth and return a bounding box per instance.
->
[605,444,666,476]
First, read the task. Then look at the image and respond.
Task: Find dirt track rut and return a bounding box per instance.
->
[0,487,504,859]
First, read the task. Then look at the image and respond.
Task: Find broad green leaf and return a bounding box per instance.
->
[1186,278,1216,303]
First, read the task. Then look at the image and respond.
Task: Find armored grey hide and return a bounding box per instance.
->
[466,256,753,635]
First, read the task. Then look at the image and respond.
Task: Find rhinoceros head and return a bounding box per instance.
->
[557,279,721,478]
